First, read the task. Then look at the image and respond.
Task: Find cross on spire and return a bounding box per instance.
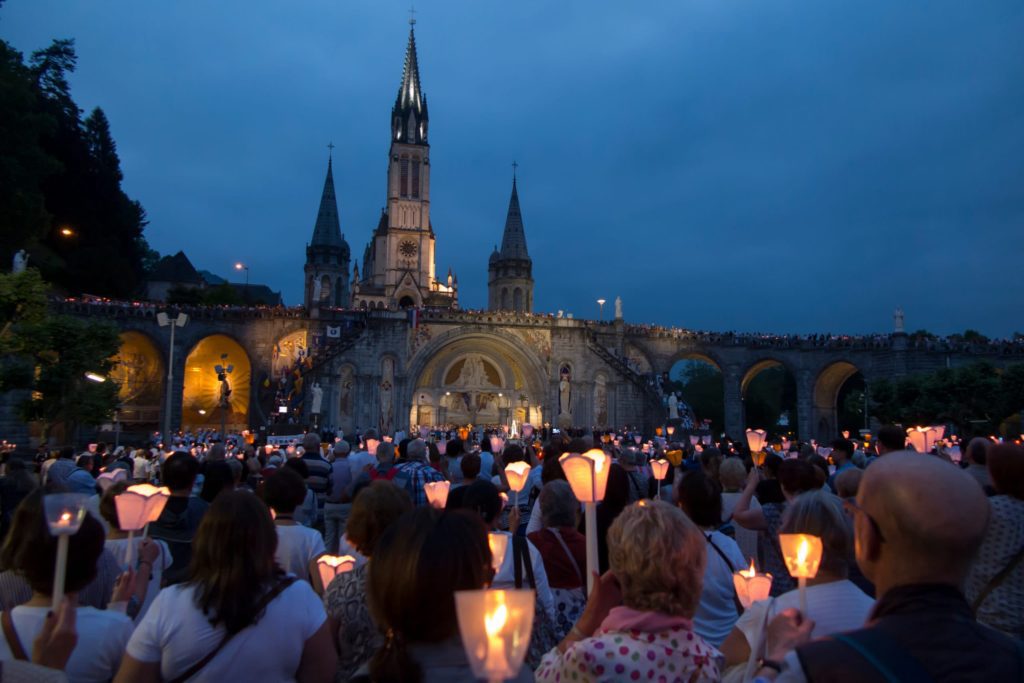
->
[408,4,417,26]
[327,142,335,159]
[512,160,518,181]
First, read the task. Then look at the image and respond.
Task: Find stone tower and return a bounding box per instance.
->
[304,155,350,312]
[352,22,458,310]
[488,175,533,312]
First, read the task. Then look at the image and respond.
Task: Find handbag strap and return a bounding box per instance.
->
[549,528,583,583]
[167,576,296,683]
[0,611,27,661]
[971,543,1024,614]
[705,534,745,615]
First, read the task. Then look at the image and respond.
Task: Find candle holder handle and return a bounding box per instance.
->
[52,535,69,612]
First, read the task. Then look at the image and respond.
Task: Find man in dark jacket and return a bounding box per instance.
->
[758,452,1024,682]
[148,452,208,585]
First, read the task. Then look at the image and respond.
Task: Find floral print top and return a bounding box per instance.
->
[535,607,721,683]
[323,563,380,682]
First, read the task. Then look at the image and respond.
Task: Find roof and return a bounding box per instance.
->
[392,26,429,145]
[498,178,530,261]
[310,158,347,249]
[148,251,203,285]
[198,270,226,285]
[228,283,282,306]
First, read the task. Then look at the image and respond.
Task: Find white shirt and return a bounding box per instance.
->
[126,579,327,682]
[722,491,762,566]
[275,524,326,580]
[347,451,375,479]
[104,537,172,621]
[0,605,132,683]
[133,456,153,480]
[489,530,556,622]
[694,530,746,647]
[735,579,874,661]
[525,498,544,535]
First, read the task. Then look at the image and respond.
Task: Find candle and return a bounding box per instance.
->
[504,462,531,508]
[316,554,356,592]
[779,534,823,616]
[488,533,509,575]
[424,481,450,509]
[455,589,534,682]
[732,559,773,608]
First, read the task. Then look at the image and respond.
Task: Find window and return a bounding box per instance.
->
[411,160,420,199]
[400,157,409,197]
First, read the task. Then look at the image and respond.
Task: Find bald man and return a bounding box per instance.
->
[759,453,1024,682]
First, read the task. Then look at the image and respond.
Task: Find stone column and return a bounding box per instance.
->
[723,364,744,441]
[796,369,815,442]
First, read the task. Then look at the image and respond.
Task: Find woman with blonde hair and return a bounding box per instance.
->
[535,500,721,682]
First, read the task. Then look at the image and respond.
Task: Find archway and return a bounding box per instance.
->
[110,331,165,427]
[667,353,723,434]
[741,359,798,436]
[182,334,251,431]
[409,331,547,430]
[813,361,866,441]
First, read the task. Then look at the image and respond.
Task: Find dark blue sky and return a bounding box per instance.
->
[4,1,1023,336]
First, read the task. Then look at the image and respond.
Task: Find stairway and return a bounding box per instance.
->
[586,332,663,430]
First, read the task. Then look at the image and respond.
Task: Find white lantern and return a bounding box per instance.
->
[424,481,450,509]
[114,484,171,532]
[732,559,773,608]
[650,459,670,481]
[778,533,823,616]
[316,554,356,591]
[745,428,768,454]
[504,462,531,493]
[558,449,611,504]
[455,589,535,682]
[488,533,509,575]
[97,469,128,493]
[43,493,89,612]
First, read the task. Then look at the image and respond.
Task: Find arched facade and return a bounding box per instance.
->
[181,334,251,431]
[110,331,165,427]
[813,360,863,441]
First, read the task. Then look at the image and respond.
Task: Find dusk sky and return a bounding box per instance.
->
[4,1,1022,336]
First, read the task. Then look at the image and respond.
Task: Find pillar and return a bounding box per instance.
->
[723,364,744,441]
[796,369,815,442]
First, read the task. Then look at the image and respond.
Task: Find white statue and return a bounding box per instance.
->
[12,250,28,274]
[310,383,323,415]
[558,373,571,417]
[457,355,490,387]
[614,296,622,320]
[894,307,905,334]
[668,393,679,420]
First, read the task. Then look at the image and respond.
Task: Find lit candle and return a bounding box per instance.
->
[424,481,450,509]
[484,599,508,673]
[504,462,531,508]
[732,559,773,608]
[316,554,356,592]
[779,533,823,616]
[488,533,509,575]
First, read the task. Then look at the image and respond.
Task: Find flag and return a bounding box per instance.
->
[408,308,419,329]
[326,325,341,338]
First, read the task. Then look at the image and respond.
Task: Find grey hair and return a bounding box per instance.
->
[375,441,395,463]
[780,489,852,578]
[539,481,578,528]
[406,438,427,462]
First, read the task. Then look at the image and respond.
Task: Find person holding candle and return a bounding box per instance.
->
[733,459,818,596]
[324,481,412,682]
[535,499,721,683]
[116,491,335,682]
[720,457,762,565]
[754,453,1023,682]
[98,484,168,622]
[389,440,445,508]
[354,506,532,683]
[718,489,873,678]
[0,491,134,682]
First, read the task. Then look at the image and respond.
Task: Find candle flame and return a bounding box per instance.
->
[740,559,757,578]
[60,512,71,523]
[485,602,508,638]
[797,537,810,566]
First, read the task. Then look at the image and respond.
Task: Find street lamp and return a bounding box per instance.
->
[157,312,189,444]
[59,227,75,237]
[84,372,106,383]
[596,298,606,320]
[235,262,250,303]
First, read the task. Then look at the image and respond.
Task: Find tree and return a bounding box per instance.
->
[671,360,724,433]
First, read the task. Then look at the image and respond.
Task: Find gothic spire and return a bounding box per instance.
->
[310,157,344,248]
[392,24,428,145]
[499,176,529,261]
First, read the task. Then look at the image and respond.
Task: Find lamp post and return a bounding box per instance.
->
[235,262,249,304]
[559,448,611,594]
[157,312,188,444]
[596,298,606,321]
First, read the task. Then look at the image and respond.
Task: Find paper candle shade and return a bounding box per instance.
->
[816,447,833,458]
[665,449,683,467]
[746,429,768,454]
[488,533,509,574]
[650,459,670,481]
[43,494,89,536]
[732,560,773,608]
[424,481,451,509]
[655,427,663,437]
[504,462,531,493]
[778,534,824,579]
[97,469,128,493]
[702,435,712,445]
[499,492,509,510]
[559,449,611,503]
[114,484,171,531]
[316,555,356,590]
[634,434,642,445]
[752,450,767,467]
[906,426,945,453]
[689,435,699,446]
[666,425,675,436]
[455,589,535,682]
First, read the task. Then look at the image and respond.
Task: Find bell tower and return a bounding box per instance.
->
[488,169,534,313]
[304,150,350,314]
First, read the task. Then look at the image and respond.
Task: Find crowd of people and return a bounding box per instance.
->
[0,422,1021,682]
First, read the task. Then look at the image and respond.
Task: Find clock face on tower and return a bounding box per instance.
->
[399,239,418,257]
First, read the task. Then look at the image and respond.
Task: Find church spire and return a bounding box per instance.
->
[499,175,529,260]
[392,23,428,145]
[310,156,343,247]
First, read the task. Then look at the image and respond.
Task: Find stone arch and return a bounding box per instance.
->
[665,349,724,374]
[813,360,863,441]
[408,328,549,427]
[666,351,724,433]
[110,330,165,427]
[740,356,800,434]
[182,334,252,431]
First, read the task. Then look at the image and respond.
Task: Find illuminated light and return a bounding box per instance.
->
[650,459,670,481]
[745,428,768,454]
[732,559,773,608]
[60,227,74,237]
[424,481,450,509]
[504,462,531,493]
[559,449,611,503]
[84,372,106,383]
[455,590,534,682]
[316,555,356,591]
[487,533,508,574]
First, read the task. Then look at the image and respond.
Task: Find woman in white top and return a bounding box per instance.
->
[265,468,325,581]
[115,491,335,683]
[678,470,747,648]
[719,489,874,679]
[719,457,762,564]
[0,491,134,683]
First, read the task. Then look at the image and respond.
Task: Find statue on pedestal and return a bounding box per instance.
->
[668,393,679,420]
[12,250,28,274]
[310,383,323,415]
[894,307,905,334]
[614,296,622,320]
